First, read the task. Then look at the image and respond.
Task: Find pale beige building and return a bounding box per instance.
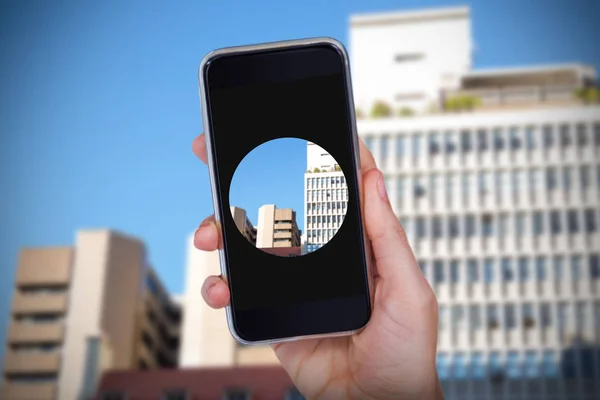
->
[0,229,181,400]
[230,206,257,246]
[256,205,301,248]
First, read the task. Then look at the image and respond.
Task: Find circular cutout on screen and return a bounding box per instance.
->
[229,137,348,257]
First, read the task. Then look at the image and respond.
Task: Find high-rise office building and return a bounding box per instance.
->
[352,6,600,400]
[304,142,349,253]
[0,230,181,400]
[230,206,257,246]
[256,205,301,248]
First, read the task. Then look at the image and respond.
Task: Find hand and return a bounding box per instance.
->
[191,134,443,400]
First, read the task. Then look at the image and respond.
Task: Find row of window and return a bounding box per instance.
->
[420,254,600,285]
[435,348,599,380]
[306,201,347,215]
[438,301,600,332]
[99,387,305,400]
[400,209,599,240]
[392,165,600,206]
[306,188,349,202]
[305,175,346,189]
[364,122,600,161]
[306,228,340,242]
[305,214,345,228]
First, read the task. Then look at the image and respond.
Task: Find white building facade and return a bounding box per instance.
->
[304,142,348,253]
[352,5,600,400]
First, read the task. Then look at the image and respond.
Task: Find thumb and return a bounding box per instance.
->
[363,168,426,291]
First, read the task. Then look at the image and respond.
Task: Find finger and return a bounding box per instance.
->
[201,275,230,309]
[194,215,223,251]
[192,133,208,165]
[363,168,426,292]
[358,136,376,176]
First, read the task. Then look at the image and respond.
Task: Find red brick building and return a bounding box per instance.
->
[260,246,302,257]
[94,365,304,400]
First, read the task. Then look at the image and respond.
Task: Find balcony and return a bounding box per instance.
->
[7,322,64,344]
[273,231,292,239]
[12,293,68,315]
[444,84,579,110]
[0,382,56,400]
[16,248,73,286]
[3,351,61,374]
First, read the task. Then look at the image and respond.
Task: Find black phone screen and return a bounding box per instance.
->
[203,43,371,342]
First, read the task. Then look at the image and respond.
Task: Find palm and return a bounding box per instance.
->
[272,278,439,400]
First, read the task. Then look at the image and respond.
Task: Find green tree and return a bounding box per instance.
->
[313,167,321,173]
[370,101,392,118]
[574,87,600,104]
[397,107,415,117]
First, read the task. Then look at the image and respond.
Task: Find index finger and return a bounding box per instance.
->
[358,136,376,175]
[192,133,208,165]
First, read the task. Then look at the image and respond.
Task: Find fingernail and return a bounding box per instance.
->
[377,171,389,202]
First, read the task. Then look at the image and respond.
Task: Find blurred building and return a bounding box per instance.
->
[0,230,181,400]
[94,365,303,400]
[256,205,302,248]
[352,5,600,400]
[304,141,349,253]
[231,206,258,246]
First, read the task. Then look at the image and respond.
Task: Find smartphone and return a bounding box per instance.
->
[198,38,373,344]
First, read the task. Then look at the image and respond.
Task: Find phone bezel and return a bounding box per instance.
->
[197,37,375,345]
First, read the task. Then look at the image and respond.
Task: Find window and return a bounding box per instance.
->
[484,258,494,283]
[571,255,581,281]
[509,127,521,149]
[542,351,558,377]
[436,353,451,380]
[465,214,476,237]
[553,256,564,280]
[489,352,503,379]
[223,389,250,400]
[525,126,536,149]
[432,216,443,239]
[416,217,426,239]
[481,214,493,237]
[559,124,571,147]
[429,133,441,155]
[590,254,600,279]
[580,165,591,189]
[487,304,499,329]
[448,215,459,238]
[523,352,543,379]
[471,353,486,379]
[584,208,597,233]
[498,213,510,237]
[434,260,445,283]
[454,353,468,379]
[567,210,579,233]
[501,257,514,282]
[536,256,547,281]
[550,210,562,234]
[505,304,516,329]
[518,257,530,281]
[477,130,488,151]
[380,135,390,164]
[541,303,551,327]
[522,303,535,329]
[364,136,374,152]
[506,351,521,379]
[285,387,305,400]
[412,134,422,157]
[162,389,188,400]
[546,167,558,190]
[461,130,472,152]
[469,305,482,330]
[467,259,479,283]
[444,131,457,153]
[493,128,504,150]
[532,211,544,235]
[515,212,526,237]
[543,125,553,148]
[452,305,464,330]
[396,176,406,204]
[439,305,448,330]
[450,260,460,283]
[595,123,600,146]
[395,136,405,161]
[563,166,573,191]
[576,123,587,146]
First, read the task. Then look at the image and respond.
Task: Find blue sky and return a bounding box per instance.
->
[0,0,599,364]
[230,138,307,230]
